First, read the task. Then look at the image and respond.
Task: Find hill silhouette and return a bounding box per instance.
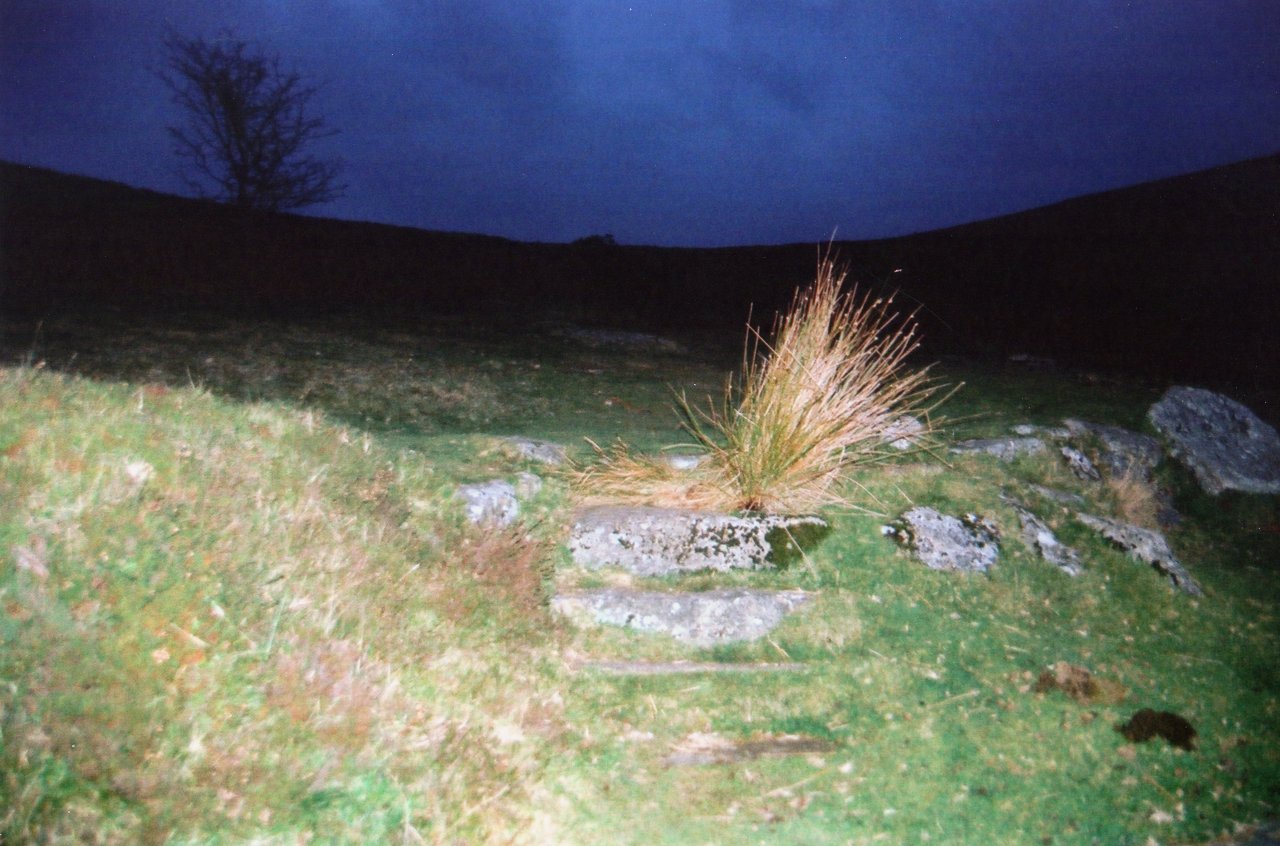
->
[2,154,1277,397]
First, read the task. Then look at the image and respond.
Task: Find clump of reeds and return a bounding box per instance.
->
[1106,468,1162,528]
[573,253,942,513]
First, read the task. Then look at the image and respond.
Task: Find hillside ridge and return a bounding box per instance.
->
[2,154,1277,399]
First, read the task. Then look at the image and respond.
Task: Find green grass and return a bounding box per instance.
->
[2,313,1278,844]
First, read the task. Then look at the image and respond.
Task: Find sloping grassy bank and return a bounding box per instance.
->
[0,365,570,843]
[3,315,1278,844]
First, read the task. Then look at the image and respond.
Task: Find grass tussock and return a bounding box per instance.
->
[1106,469,1162,528]
[574,255,941,513]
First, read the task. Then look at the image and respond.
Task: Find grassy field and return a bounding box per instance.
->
[2,313,1277,845]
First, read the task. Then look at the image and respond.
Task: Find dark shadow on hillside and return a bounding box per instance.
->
[3,155,1277,415]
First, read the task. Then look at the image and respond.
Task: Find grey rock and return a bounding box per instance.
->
[882,416,926,450]
[504,437,567,466]
[514,472,543,500]
[1012,423,1071,439]
[660,452,709,470]
[456,480,519,526]
[1063,419,1162,479]
[551,588,811,647]
[1012,506,1083,576]
[889,507,1000,574]
[1148,386,1280,495]
[949,437,1046,462]
[568,506,829,576]
[1076,512,1202,596]
[1061,446,1102,482]
[566,658,807,676]
[1029,484,1086,506]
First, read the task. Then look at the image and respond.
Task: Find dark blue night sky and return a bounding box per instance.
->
[3,1,1279,246]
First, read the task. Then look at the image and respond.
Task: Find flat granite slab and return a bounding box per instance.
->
[551,587,813,646]
[568,505,829,576]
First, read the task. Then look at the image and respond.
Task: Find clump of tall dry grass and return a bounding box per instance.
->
[1106,469,1162,528]
[573,254,942,513]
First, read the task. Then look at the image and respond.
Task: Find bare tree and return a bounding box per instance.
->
[161,31,344,212]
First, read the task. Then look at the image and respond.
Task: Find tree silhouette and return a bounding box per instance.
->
[161,31,344,212]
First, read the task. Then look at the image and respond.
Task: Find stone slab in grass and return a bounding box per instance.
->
[455,479,519,526]
[949,436,1046,462]
[887,506,1000,574]
[1063,418,1163,479]
[551,587,812,647]
[503,436,567,466]
[1148,386,1280,495]
[1076,512,1202,596]
[1012,505,1084,576]
[568,505,829,576]
[565,658,807,676]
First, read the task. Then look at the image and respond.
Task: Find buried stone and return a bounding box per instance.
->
[1062,418,1162,480]
[455,474,542,526]
[503,436,567,466]
[551,588,811,647]
[568,506,830,576]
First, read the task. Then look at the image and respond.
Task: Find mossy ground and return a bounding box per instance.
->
[2,314,1276,844]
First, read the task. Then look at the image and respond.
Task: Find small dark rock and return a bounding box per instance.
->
[1011,505,1084,576]
[1116,708,1196,750]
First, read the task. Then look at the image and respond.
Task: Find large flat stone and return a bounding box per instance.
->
[551,588,812,646]
[1148,386,1280,495]
[568,506,829,576]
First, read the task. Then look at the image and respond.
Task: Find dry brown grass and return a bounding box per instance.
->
[433,523,557,633]
[0,365,565,843]
[573,254,941,513]
[1106,468,1161,528]
[570,439,738,511]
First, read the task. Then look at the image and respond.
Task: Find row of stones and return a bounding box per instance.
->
[456,385,1279,647]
